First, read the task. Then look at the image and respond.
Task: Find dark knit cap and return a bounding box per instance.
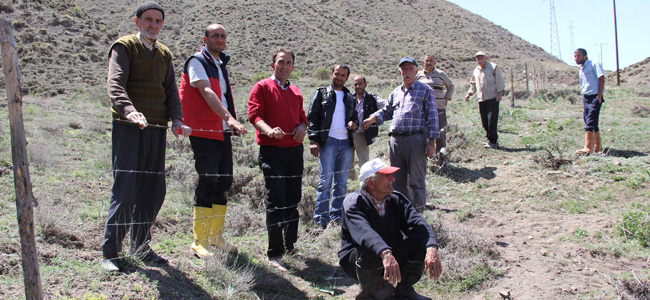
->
[135,1,165,20]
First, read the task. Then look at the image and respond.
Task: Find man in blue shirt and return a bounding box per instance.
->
[362,57,439,212]
[574,48,605,155]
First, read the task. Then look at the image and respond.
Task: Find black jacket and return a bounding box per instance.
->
[307,86,358,145]
[352,92,380,145]
[339,190,438,262]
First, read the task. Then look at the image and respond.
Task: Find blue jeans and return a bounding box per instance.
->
[314,138,352,227]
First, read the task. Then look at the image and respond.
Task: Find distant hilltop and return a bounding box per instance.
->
[1,0,595,96]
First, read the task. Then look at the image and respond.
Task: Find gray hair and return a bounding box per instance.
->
[360,173,377,190]
[423,53,436,60]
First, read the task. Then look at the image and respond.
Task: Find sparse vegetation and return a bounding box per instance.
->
[312,67,330,80]
[619,203,650,247]
[1,0,650,299]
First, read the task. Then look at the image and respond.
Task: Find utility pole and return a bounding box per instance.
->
[613,0,620,86]
[568,21,575,63]
[594,42,608,66]
[549,0,562,60]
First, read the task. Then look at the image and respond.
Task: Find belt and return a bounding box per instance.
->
[389,130,423,137]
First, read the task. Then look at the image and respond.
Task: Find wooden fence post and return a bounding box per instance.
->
[1,19,44,300]
[510,67,515,107]
[525,63,529,96]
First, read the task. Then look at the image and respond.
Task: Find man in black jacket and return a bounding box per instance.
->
[349,75,385,180]
[340,159,442,300]
[308,64,358,228]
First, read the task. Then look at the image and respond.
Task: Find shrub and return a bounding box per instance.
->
[312,67,330,80]
[0,3,14,13]
[632,106,650,118]
[251,71,269,83]
[619,203,650,247]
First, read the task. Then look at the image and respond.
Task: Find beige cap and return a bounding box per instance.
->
[475,51,487,57]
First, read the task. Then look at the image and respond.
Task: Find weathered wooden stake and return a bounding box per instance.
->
[1,19,44,300]
[525,63,529,95]
[510,67,515,107]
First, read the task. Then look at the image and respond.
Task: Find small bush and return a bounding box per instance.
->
[632,106,650,118]
[619,203,650,247]
[0,3,15,13]
[619,276,650,299]
[288,70,300,80]
[532,139,571,170]
[312,67,330,80]
[251,71,269,83]
[12,20,28,31]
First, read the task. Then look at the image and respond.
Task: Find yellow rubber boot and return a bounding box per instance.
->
[211,204,238,253]
[191,206,214,258]
[594,131,602,153]
[575,131,595,155]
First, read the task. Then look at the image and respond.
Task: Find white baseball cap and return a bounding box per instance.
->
[359,158,400,182]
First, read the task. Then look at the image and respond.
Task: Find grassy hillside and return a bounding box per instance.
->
[2,0,650,299]
[1,0,576,97]
[1,80,649,298]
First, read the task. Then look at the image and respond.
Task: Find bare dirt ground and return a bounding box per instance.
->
[434,149,649,300]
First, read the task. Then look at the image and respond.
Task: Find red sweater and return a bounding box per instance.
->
[247,78,307,147]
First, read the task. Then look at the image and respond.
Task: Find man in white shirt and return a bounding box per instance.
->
[574,48,605,155]
[464,51,505,149]
[308,64,359,229]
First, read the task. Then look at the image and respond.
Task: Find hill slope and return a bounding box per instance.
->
[1,0,573,96]
[608,56,650,87]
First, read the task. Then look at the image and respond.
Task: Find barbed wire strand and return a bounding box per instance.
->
[9,100,450,248]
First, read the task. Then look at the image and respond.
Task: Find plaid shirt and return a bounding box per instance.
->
[373,80,440,140]
[271,75,291,90]
[361,189,390,217]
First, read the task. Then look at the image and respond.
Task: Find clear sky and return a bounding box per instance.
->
[446,0,649,71]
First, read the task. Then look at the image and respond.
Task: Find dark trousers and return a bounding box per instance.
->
[436,109,447,152]
[389,134,427,211]
[259,145,304,258]
[340,238,426,288]
[189,134,233,208]
[103,122,167,257]
[582,94,603,132]
[479,98,499,144]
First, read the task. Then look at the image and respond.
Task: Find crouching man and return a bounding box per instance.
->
[339,158,442,300]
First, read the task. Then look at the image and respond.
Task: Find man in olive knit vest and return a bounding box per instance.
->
[102,1,191,272]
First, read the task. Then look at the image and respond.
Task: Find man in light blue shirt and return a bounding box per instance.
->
[574,48,605,155]
[362,57,440,212]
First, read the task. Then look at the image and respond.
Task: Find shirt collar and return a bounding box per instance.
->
[361,189,390,205]
[136,32,158,50]
[271,75,291,90]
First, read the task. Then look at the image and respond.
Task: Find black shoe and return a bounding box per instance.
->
[394,286,431,300]
[139,250,168,265]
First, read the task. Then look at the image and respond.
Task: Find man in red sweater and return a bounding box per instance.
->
[247,49,307,272]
